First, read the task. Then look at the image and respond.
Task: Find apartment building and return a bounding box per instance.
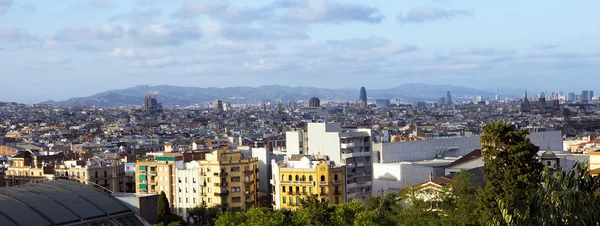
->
[286,122,372,202]
[270,155,346,210]
[187,149,259,212]
[4,150,62,186]
[54,158,126,192]
[135,154,184,210]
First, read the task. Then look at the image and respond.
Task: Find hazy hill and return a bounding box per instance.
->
[40,84,512,107]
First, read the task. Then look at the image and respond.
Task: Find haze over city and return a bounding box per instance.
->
[1,0,599,103]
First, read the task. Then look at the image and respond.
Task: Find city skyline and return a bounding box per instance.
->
[1,0,599,103]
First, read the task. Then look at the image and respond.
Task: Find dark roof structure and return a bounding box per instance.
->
[0,180,144,226]
[445,149,482,168]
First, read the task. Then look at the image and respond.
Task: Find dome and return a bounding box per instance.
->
[541,150,557,159]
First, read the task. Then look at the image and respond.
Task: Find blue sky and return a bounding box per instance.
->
[0,0,599,103]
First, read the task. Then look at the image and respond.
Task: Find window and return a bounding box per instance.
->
[302,187,306,194]
[334,174,338,180]
[302,175,306,181]
[232,197,241,203]
[232,187,241,192]
[104,170,107,177]
[282,197,286,204]
[309,187,313,194]
[320,175,325,181]
[193,198,196,203]
[95,171,98,178]
[186,198,188,203]
[231,176,241,182]
[282,175,285,181]
[193,188,196,193]
[231,167,240,172]
[193,178,196,183]
[208,188,212,192]
[288,175,292,181]
[178,177,181,183]
[296,197,300,204]
[207,168,211,172]
[309,176,313,181]
[207,177,211,182]
[547,161,551,166]
[282,187,286,192]
[208,198,212,203]
[295,175,299,181]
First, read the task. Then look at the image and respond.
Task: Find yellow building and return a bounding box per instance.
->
[4,150,61,186]
[135,153,183,209]
[186,149,259,212]
[55,159,126,192]
[270,155,345,210]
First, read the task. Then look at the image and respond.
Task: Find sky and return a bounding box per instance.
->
[0,0,599,103]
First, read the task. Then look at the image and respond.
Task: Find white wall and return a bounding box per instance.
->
[285,131,302,158]
[379,131,563,163]
[445,158,484,175]
[372,163,444,195]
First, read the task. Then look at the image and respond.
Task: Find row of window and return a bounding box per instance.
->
[282,174,339,182]
[281,186,339,194]
[282,196,340,205]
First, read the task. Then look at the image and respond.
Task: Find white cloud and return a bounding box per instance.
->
[108,48,136,58]
[276,0,384,24]
[172,1,228,18]
[54,24,125,41]
[42,39,57,49]
[127,24,201,46]
[108,9,161,25]
[0,26,32,42]
[132,56,174,67]
[397,7,471,23]
[47,56,71,64]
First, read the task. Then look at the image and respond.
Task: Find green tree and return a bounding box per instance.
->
[157,191,171,223]
[331,201,365,226]
[440,170,479,225]
[497,161,600,226]
[214,208,288,226]
[477,122,543,225]
[397,185,442,226]
[292,195,334,226]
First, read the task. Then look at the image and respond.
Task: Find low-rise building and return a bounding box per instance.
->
[271,155,346,210]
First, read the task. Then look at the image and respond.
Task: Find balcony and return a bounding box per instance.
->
[244,180,255,185]
[333,180,341,185]
[341,143,355,149]
[245,199,254,204]
[244,170,253,175]
[148,171,157,176]
[245,190,250,195]
[220,172,228,177]
[215,190,229,196]
[334,191,341,195]
[319,181,328,186]
[281,180,294,185]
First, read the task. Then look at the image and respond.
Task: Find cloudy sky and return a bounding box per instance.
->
[1,0,599,103]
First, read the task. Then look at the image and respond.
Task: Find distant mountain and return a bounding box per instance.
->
[40,84,514,107]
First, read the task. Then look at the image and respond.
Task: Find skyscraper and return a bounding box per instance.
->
[567,93,575,102]
[582,90,590,101]
[359,87,367,108]
[446,91,452,105]
[309,97,320,107]
[214,99,224,112]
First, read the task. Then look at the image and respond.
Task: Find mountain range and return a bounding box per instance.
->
[40,84,522,107]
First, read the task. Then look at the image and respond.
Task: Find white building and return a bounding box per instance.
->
[286,122,373,202]
[174,161,202,220]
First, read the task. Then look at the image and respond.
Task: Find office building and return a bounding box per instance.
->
[359,87,368,108]
[582,90,590,101]
[375,99,390,108]
[308,97,320,107]
[446,91,452,105]
[215,99,224,112]
[286,122,372,202]
[270,155,346,210]
[567,93,575,102]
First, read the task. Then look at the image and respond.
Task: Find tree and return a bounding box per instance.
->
[156,191,186,225]
[214,208,288,226]
[292,195,334,226]
[157,191,171,223]
[439,170,479,226]
[477,122,543,225]
[331,201,365,226]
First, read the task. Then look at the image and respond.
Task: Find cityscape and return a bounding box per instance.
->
[1,0,600,226]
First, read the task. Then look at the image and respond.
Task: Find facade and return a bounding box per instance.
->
[4,150,62,186]
[55,159,126,192]
[359,87,367,108]
[375,99,390,108]
[309,97,320,107]
[446,91,452,105]
[215,99,224,112]
[188,149,259,212]
[287,122,372,202]
[271,156,346,210]
[135,154,184,210]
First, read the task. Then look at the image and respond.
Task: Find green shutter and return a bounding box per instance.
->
[139,184,147,190]
[139,165,147,171]
[139,175,147,181]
